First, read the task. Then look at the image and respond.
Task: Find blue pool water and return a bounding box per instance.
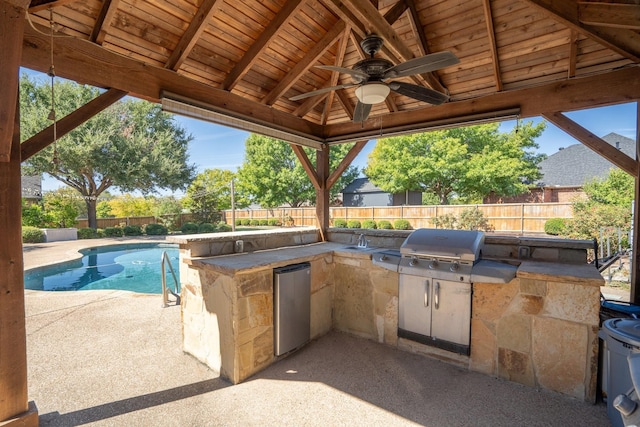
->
[24,243,180,294]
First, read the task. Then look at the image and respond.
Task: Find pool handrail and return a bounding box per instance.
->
[161,251,180,308]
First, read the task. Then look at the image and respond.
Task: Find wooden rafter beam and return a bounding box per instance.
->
[165,0,221,71]
[324,66,640,140]
[542,111,638,176]
[28,0,72,12]
[223,0,305,91]
[290,144,320,190]
[481,0,503,91]
[336,90,355,120]
[322,26,351,125]
[405,0,427,56]
[21,24,324,142]
[294,92,329,118]
[21,88,127,161]
[262,20,346,106]
[90,0,119,44]
[578,2,640,30]
[524,0,640,61]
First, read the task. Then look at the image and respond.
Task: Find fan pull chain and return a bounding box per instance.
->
[48,7,59,165]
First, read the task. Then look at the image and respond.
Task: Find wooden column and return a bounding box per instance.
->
[632,101,640,305]
[316,145,330,239]
[0,0,38,425]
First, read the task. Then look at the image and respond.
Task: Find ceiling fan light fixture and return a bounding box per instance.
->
[355,83,390,104]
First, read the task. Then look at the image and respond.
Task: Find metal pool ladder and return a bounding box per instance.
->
[161,251,180,308]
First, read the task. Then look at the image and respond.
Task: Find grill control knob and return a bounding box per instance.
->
[409,257,418,267]
[379,254,388,261]
[450,262,459,272]
[428,260,438,269]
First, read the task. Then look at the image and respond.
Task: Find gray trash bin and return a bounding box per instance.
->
[600,318,640,427]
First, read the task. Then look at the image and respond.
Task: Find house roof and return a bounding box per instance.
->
[17,0,640,149]
[341,177,384,194]
[538,132,636,187]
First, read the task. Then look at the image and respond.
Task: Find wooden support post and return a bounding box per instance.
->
[316,145,330,239]
[632,101,640,304]
[0,1,38,424]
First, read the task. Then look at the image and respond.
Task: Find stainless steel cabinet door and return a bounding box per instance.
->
[430,279,471,346]
[398,274,432,337]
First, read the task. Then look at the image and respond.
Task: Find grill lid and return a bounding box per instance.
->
[400,228,484,262]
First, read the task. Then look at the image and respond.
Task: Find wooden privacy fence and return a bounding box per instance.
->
[225,203,573,234]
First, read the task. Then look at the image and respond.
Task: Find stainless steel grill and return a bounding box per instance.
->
[373,228,515,356]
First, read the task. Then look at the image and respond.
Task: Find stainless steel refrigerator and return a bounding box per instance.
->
[273,262,311,356]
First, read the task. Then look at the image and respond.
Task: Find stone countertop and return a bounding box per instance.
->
[517,260,603,287]
[186,242,377,275]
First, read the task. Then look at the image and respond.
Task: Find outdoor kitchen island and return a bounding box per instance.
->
[169,228,602,402]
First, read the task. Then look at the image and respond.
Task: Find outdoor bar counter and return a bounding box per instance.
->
[168,228,601,402]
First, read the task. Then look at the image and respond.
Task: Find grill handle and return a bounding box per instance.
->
[424,280,430,307]
[434,282,440,309]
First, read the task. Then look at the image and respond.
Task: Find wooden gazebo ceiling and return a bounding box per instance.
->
[20,0,640,148]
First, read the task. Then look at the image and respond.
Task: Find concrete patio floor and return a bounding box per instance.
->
[23,238,611,426]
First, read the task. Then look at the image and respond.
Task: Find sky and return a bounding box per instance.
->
[22,69,637,195]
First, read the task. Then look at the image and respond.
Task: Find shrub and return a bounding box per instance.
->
[393,219,411,230]
[458,208,494,232]
[216,222,232,232]
[544,218,567,236]
[197,223,216,233]
[259,219,269,226]
[432,214,457,230]
[77,227,99,239]
[377,220,393,230]
[103,227,123,237]
[250,219,260,226]
[346,220,361,229]
[333,219,348,228]
[268,218,282,226]
[362,220,377,229]
[145,223,168,235]
[181,222,199,234]
[123,225,143,236]
[22,226,45,243]
[241,219,251,226]
[235,218,242,226]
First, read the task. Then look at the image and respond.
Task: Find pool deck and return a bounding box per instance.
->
[23,238,612,426]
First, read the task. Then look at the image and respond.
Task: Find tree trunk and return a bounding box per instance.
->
[85,197,98,229]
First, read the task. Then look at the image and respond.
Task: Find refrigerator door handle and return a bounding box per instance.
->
[434,281,440,309]
[424,280,430,307]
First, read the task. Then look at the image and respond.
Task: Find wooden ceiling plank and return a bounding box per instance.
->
[327,140,368,188]
[568,29,578,78]
[165,0,222,71]
[481,0,503,92]
[21,88,127,161]
[336,89,355,120]
[0,0,26,162]
[524,0,640,61]
[578,2,640,30]
[324,66,640,140]
[542,111,638,176]
[90,0,120,44]
[262,20,346,106]
[290,144,320,190]
[223,0,305,91]
[20,24,324,141]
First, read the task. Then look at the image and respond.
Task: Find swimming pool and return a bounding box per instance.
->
[24,243,180,294]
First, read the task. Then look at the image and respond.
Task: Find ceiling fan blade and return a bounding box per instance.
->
[382,51,459,79]
[316,65,369,81]
[388,81,449,105]
[353,101,372,123]
[289,83,357,101]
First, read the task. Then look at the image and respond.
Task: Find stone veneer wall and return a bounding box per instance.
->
[181,252,335,384]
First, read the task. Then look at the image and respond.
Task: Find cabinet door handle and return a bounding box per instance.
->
[434,282,440,309]
[424,280,430,307]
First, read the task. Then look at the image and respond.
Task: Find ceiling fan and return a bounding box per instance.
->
[289,34,460,122]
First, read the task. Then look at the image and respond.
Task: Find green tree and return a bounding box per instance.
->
[365,122,545,204]
[582,168,634,207]
[20,75,195,229]
[42,189,80,228]
[237,134,360,208]
[184,169,249,223]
